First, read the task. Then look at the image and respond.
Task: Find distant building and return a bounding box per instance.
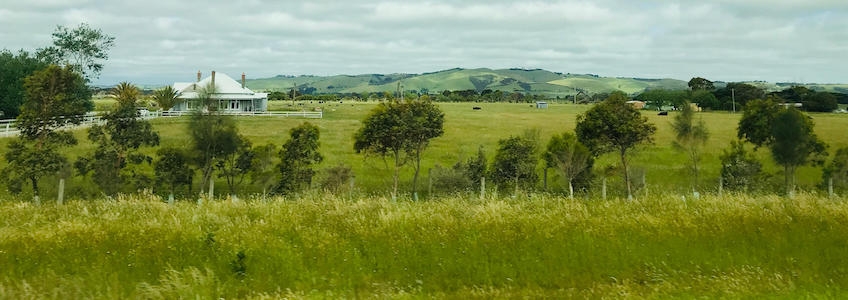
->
[536,101,548,109]
[171,71,268,112]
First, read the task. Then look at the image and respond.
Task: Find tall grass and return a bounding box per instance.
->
[2,193,847,298]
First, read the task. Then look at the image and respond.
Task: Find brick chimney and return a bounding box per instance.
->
[241,73,246,89]
[211,70,216,87]
[197,70,201,82]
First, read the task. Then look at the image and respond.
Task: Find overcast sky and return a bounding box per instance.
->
[2,1,847,86]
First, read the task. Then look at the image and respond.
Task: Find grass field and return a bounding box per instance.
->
[2,193,848,298]
[2,100,847,200]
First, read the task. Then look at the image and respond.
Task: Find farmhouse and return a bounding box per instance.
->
[171,71,268,113]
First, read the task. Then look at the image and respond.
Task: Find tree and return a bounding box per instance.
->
[720,140,764,192]
[188,84,242,194]
[0,50,48,118]
[75,82,160,195]
[3,65,91,200]
[543,132,592,199]
[154,147,194,200]
[250,143,278,198]
[277,122,323,195]
[152,85,181,111]
[490,135,539,193]
[688,77,715,91]
[403,100,445,198]
[464,146,488,188]
[671,100,710,187]
[36,23,115,81]
[802,92,838,112]
[714,83,765,111]
[575,91,657,199]
[354,100,444,199]
[769,108,827,196]
[823,147,848,194]
[737,98,781,148]
[690,90,718,110]
[635,89,687,110]
[217,138,253,197]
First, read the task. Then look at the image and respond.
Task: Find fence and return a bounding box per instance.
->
[0,110,323,137]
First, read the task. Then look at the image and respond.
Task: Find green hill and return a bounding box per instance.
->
[245,68,689,97]
[245,68,847,97]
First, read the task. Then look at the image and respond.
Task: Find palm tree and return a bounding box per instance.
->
[152,85,181,111]
[111,82,141,107]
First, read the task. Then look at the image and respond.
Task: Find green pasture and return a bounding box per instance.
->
[2,193,848,298]
[1,101,847,200]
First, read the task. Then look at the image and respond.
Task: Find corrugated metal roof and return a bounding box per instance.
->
[174,72,265,99]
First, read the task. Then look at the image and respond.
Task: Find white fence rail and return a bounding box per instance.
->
[0,110,322,137]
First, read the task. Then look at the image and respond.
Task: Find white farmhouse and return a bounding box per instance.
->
[171,71,268,113]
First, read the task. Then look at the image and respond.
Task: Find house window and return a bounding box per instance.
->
[186,100,195,110]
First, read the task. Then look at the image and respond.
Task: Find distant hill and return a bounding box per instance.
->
[245,68,847,97]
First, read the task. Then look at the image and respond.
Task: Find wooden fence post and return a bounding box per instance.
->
[57,178,65,205]
[208,180,214,200]
[480,177,486,199]
[828,177,834,198]
[428,168,433,199]
[718,177,723,197]
[602,177,607,200]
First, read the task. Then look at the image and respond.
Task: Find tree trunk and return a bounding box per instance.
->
[785,165,796,198]
[30,176,39,204]
[568,178,574,200]
[620,148,632,200]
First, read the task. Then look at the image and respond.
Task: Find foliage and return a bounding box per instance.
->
[319,164,353,194]
[802,91,838,112]
[76,82,159,195]
[634,89,687,110]
[737,98,780,148]
[36,23,115,81]
[490,135,539,192]
[216,139,254,196]
[17,65,92,141]
[249,143,278,195]
[713,83,765,111]
[188,84,243,194]
[3,65,90,199]
[0,50,48,118]
[543,132,593,198]
[688,77,715,91]
[769,108,827,196]
[690,90,718,110]
[720,140,764,192]
[431,163,473,194]
[464,146,488,188]
[353,100,444,198]
[671,101,710,186]
[154,147,194,198]
[823,147,848,193]
[276,122,323,195]
[152,85,181,111]
[576,91,656,199]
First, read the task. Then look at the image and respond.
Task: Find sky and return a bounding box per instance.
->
[2,0,847,86]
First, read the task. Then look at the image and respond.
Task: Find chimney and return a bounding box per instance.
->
[241,73,246,89]
[211,70,216,87]
[197,70,201,82]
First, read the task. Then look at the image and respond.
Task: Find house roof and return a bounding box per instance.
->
[174,72,266,99]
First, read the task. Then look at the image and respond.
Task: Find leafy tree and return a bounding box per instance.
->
[188,84,242,194]
[690,90,718,110]
[720,140,764,192]
[769,108,827,196]
[576,91,656,199]
[3,65,91,200]
[464,146,488,188]
[672,101,710,187]
[354,100,444,198]
[0,50,48,118]
[490,135,538,193]
[714,83,765,111]
[688,77,715,91]
[543,132,593,199]
[802,92,838,112]
[823,147,848,194]
[217,138,253,197]
[635,89,687,110]
[152,85,181,111]
[75,82,160,195]
[36,23,115,81]
[154,147,194,199]
[737,98,781,148]
[250,143,278,197]
[277,122,323,195]
[403,100,445,197]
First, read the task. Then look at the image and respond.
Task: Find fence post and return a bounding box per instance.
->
[602,177,607,200]
[427,168,432,199]
[480,177,486,199]
[718,177,723,197]
[829,177,834,198]
[208,180,214,201]
[57,178,65,205]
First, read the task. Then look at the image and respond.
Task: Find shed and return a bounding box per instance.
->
[535,101,548,109]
